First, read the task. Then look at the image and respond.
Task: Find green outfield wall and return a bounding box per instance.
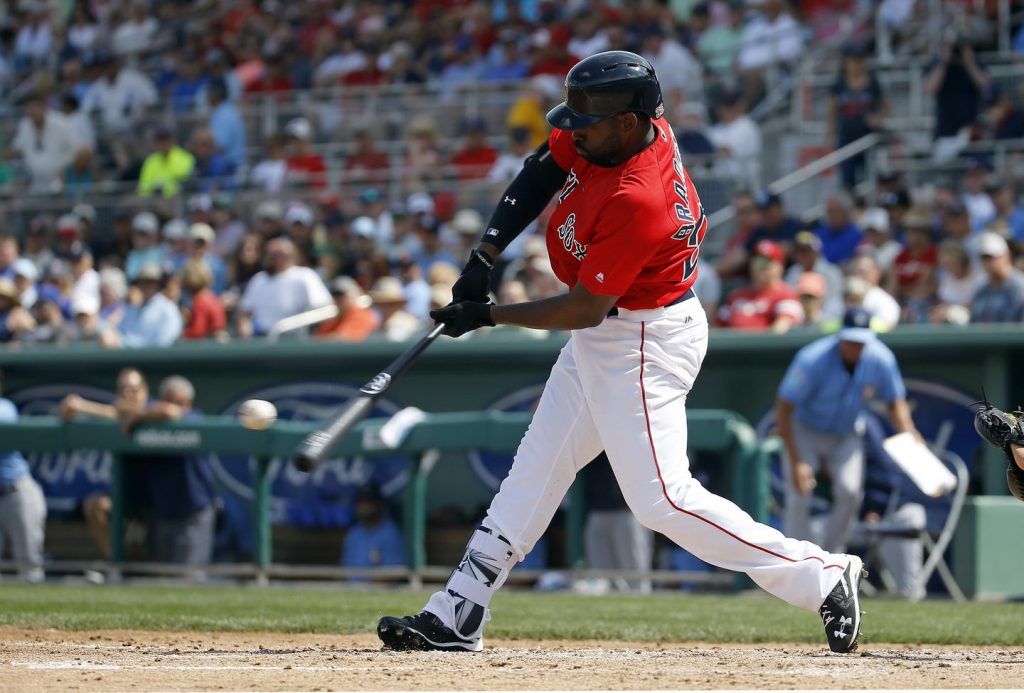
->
[2,323,1023,497]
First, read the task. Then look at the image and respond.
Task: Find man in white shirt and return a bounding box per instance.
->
[79,54,158,134]
[847,255,901,330]
[237,237,331,337]
[643,27,703,106]
[708,90,762,189]
[11,92,80,193]
[737,0,804,72]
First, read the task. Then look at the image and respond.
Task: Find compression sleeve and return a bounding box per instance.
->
[481,142,569,252]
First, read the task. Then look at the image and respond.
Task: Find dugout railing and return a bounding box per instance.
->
[0,409,769,587]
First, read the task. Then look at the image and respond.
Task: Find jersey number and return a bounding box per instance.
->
[669,166,706,283]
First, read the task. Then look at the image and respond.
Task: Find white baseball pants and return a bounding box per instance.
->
[486,297,848,611]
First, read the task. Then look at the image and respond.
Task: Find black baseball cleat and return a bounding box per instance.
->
[378,611,482,652]
[819,555,865,653]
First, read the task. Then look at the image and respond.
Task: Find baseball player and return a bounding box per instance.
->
[775,307,923,553]
[974,402,1024,501]
[378,51,864,654]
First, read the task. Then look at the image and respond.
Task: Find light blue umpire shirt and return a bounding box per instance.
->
[0,398,30,487]
[777,334,906,436]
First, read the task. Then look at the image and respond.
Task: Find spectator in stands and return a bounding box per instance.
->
[124,212,164,281]
[80,52,158,135]
[412,216,458,273]
[991,184,1024,241]
[693,261,722,318]
[180,260,226,341]
[979,88,1024,141]
[23,220,53,279]
[138,126,196,198]
[396,255,432,322]
[889,209,938,322]
[187,223,228,295]
[403,116,445,190]
[0,234,18,281]
[24,284,72,344]
[584,452,653,594]
[369,276,421,341]
[188,127,236,192]
[451,118,499,181]
[99,268,128,326]
[931,241,983,325]
[248,50,294,95]
[68,293,102,345]
[66,3,100,55]
[960,157,996,231]
[748,192,801,252]
[11,90,79,193]
[848,254,901,330]
[483,29,530,82]
[717,240,803,332]
[162,219,190,273]
[674,102,715,157]
[785,231,844,320]
[813,191,863,265]
[102,264,182,348]
[111,1,158,57]
[737,0,803,99]
[284,118,326,189]
[68,243,99,310]
[715,191,762,278]
[167,49,209,114]
[249,134,288,194]
[488,127,535,185]
[0,279,35,343]
[643,25,703,106]
[859,207,901,274]
[315,276,380,343]
[695,1,744,76]
[507,76,559,149]
[207,79,245,173]
[12,259,38,309]
[795,272,828,327]
[970,232,1024,323]
[938,199,979,262]
[59,93,95,153]
[344,128,391,185]
[925,41,990,154]
[340,485,405,576]
[63,145,98,198]
[121,375,216,567]
[709,89,762,189]
[14,2,52,70]
[237,237,332,338]
[0,368,46,583]
[829,42,888,190]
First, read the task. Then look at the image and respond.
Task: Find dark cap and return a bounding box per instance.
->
[756,190,782,208]
[838,307,876,343]
[878,189,910,208]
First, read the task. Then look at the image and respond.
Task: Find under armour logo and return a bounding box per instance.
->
[834,615,852,640]
[595,272,604,283]
[504,196,516,205]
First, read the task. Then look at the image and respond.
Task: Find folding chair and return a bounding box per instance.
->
[857,449,969,602]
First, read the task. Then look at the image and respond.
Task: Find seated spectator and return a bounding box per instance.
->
[674,102,715,157]
[717,240,803,332]
[63,146,98,198]
[370,277,421,341]
[188,223,228,294]
[284,118,326,189]
[124,212,165,281]
[340,485,405,576]
[784,231,844,320]
[99,267,128,326]
[59,367,151,563]
[979,89,1024,140]
[24,284,71,344]
[237,237,332,337]
[403,117,445,190]
[813,191,863,266]
[206,79,245,172]
[412,217,458,273]
[0,279,35,343]
[23,220,54,279]
[69,293,102,345]
[858,207,901,274]
[12,89,79,194]
[889,211,938,322]
[249,134,288,194]
[12,259,38,309]
[248,51,294,95]
[642,25,703,106]
[180,260,226,341]
[960,157,996,231]
[189,127,236,192]
[450,118,499,181]
[714,191,763,279]
[488,127,535,185]
[970,232,1024,323]
[122,376,216,568]
[102,264,183,348]
[0,234,19,281]
[111,2,158,57]
[938,198,979,262]
[0,366,45,583]
[79,53,158,135]
[709,89,762,189]
[344,128,391,185]
[737,0,803,98]
[162,219,191,274]
[315,276,380,343]
[991,183,1024,241]
[138,126,196,198]
[747,192,802,253]
[848,255,901,330]
[796,272,828,327]
[931,241,983,325]
[693,261,722,318]
[697,0,745,77]
[167,49,208,114]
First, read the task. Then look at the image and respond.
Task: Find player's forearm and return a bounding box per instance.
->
[774,398,801,461]
[75,401,119,420]
[491,293,609,331]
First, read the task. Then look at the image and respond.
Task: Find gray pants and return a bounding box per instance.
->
[584,509,653,593]
[0,474,47,582]
[152,505,214,565]
[783,419,864,553]
[861,502,926,600]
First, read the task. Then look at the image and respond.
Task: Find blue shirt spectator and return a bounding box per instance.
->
[778,334,905,436]
[341,517,406,570]
[0,398,29,487]
[814,193,863,265]
[969,233,1024,323]
[209,89,246,172]
[117,266,183,347]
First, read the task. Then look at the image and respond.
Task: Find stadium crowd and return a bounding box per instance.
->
[0,0,1019,350]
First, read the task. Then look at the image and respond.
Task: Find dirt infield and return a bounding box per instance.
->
[0,627,1020,691]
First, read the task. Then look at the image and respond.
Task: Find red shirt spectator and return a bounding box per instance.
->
[892,243,938,288]
[180,262,226,340]
[344,130,391,184]
[450,119,498,181]
[284,117,327,189]
[315,277,381,342]
[717,241,804,331]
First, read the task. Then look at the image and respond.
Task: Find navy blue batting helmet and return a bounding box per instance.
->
[546,51,664,130]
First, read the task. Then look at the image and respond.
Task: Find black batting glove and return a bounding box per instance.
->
[430,300,495,338]
[451,249,494,304]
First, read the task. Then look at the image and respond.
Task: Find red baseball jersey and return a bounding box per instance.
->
[544,120,707,311]
[716,282,804,330]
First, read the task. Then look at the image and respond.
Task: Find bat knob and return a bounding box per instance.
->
[291,453,318,473]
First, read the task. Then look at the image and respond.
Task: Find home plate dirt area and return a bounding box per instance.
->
[0,627,1020,691]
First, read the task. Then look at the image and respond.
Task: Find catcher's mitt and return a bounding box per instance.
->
[973,400,1024,502]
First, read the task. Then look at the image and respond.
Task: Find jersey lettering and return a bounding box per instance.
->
[556,213,588,261]
[558,169,580,204]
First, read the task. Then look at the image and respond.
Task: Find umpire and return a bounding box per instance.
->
[775,307,922,552]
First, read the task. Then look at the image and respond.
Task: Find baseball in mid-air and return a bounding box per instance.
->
[238,399,278,430]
